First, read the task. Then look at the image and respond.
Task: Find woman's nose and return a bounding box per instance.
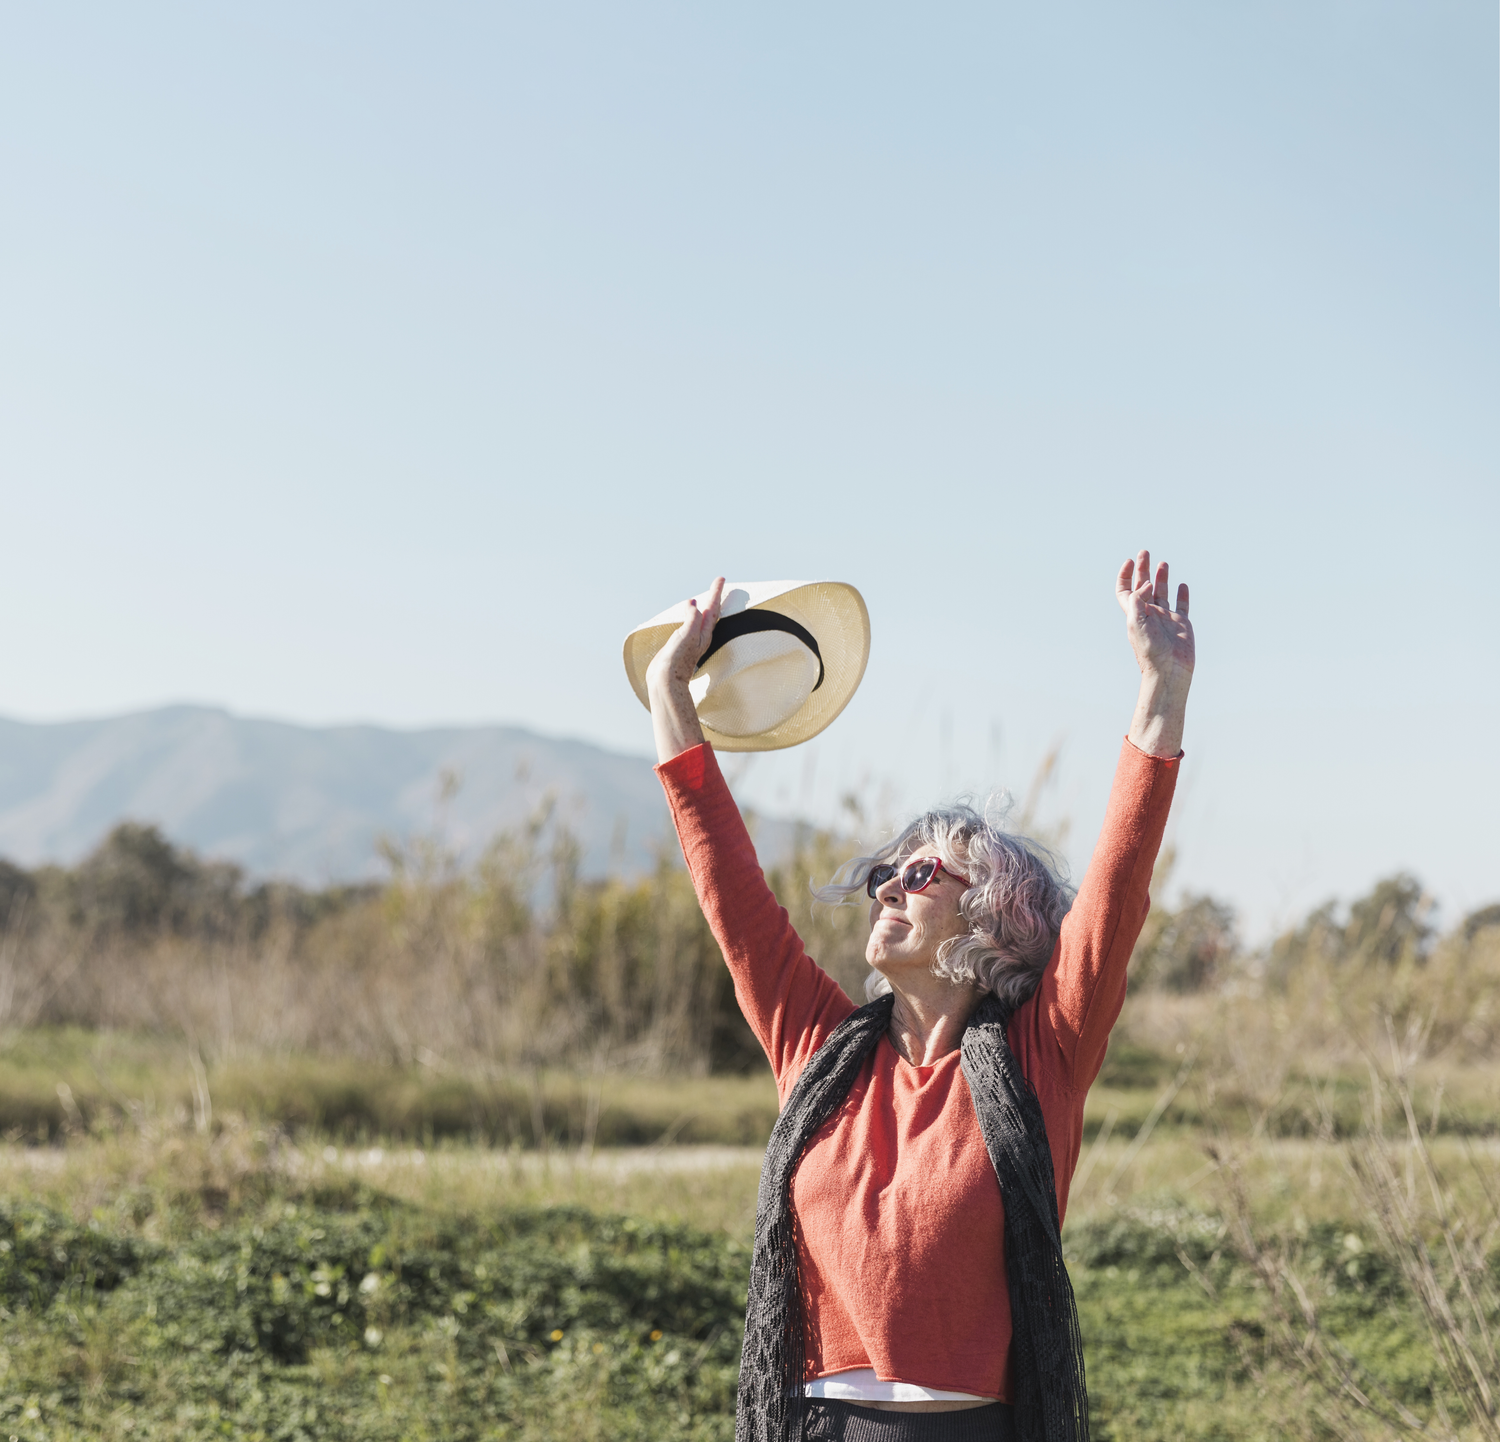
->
[875,875,905,905]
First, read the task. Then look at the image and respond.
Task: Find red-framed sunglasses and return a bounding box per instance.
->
[865,856,969,900]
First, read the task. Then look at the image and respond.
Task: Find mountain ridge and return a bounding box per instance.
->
[0,706,732,884]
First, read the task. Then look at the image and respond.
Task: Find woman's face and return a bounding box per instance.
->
[866,851,973,981]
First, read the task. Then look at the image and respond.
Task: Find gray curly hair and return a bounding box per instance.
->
[816,799,1075,1014]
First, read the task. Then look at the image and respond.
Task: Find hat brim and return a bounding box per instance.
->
[622,580,871,752]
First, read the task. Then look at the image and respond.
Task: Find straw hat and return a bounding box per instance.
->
[622,580,871,752]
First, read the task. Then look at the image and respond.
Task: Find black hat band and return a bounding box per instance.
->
[696,608,825,692]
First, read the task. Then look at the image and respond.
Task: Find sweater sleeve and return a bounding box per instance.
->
[655,744,856,1097]
[1024,737,1180,1090]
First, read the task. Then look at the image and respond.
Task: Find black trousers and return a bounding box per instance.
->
[802,1399,1015,1442]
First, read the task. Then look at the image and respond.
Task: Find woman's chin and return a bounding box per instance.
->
[867,934,917,972]
[867,954,923,984]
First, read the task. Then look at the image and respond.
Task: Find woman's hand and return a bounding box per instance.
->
[645,576,725,764]
[1116,550,1194,757]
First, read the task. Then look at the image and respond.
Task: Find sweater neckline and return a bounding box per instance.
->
[879,1033,961,1073]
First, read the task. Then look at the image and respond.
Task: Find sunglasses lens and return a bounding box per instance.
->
[866,864,898,899]
[901,858,940,892]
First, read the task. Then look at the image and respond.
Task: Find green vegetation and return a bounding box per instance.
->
[1070,1210,1438,1442]
[0,1190,745,1440]
[0,1133,1487,1442]
[0,816,769,1077]
[4,817,1500,1436]
[0,1028,780,1149]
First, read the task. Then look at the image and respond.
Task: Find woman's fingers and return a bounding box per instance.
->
[693,577,726,658]
[703,576,726,632]
[1119,552,1189,617]
[682,576,727,662]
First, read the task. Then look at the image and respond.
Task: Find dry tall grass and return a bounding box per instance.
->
[0,809,875,1079]
[1110,897,1500,1441]
[4,799,1497,1090]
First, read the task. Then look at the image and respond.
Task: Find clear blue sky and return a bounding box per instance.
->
[1,2,1495,935]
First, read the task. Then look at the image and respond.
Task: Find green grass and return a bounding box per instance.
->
[0,1028,780,1148]
[1067,1208,1441,1441]
[10,1026,1495,1154]
[2,1025,1493,1439]
[0,1169,1457,1442]
[0,1190,745,1440]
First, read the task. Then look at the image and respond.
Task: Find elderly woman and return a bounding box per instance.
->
[646,553,1193,1442]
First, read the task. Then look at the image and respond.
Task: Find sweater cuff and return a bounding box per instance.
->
[1124,735,1183,768]
[655,741,715,792]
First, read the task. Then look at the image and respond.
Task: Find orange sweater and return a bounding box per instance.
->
[656,739,1179,1403]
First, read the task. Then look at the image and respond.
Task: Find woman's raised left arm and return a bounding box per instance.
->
[1021,552,1195,1087]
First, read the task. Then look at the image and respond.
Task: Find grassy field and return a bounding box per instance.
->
[5,1012,1500,1440]
[4,836,1499,1439]
[0,1027,783,1150]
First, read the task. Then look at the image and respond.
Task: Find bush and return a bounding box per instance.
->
[0,813,786,1075]
[0,1198,747,1441]
[1131,894,1238,992]
[0,1199,150,1311]
[1262,872,1435,988]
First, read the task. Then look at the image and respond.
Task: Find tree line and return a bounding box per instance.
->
[1,815,1496,1072]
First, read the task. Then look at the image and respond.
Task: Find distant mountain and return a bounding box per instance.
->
[0,706,785,885]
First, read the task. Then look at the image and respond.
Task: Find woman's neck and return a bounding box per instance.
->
[886,979,986,1066]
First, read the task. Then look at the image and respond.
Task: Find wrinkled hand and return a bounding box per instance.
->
[1116,550,1194,685]
[645,577,725,762]
[1116,551,1194,757]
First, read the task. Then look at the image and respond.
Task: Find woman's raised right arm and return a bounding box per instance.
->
[647,579,855,1091]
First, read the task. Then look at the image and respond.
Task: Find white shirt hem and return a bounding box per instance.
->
[804,1368,991,1403]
